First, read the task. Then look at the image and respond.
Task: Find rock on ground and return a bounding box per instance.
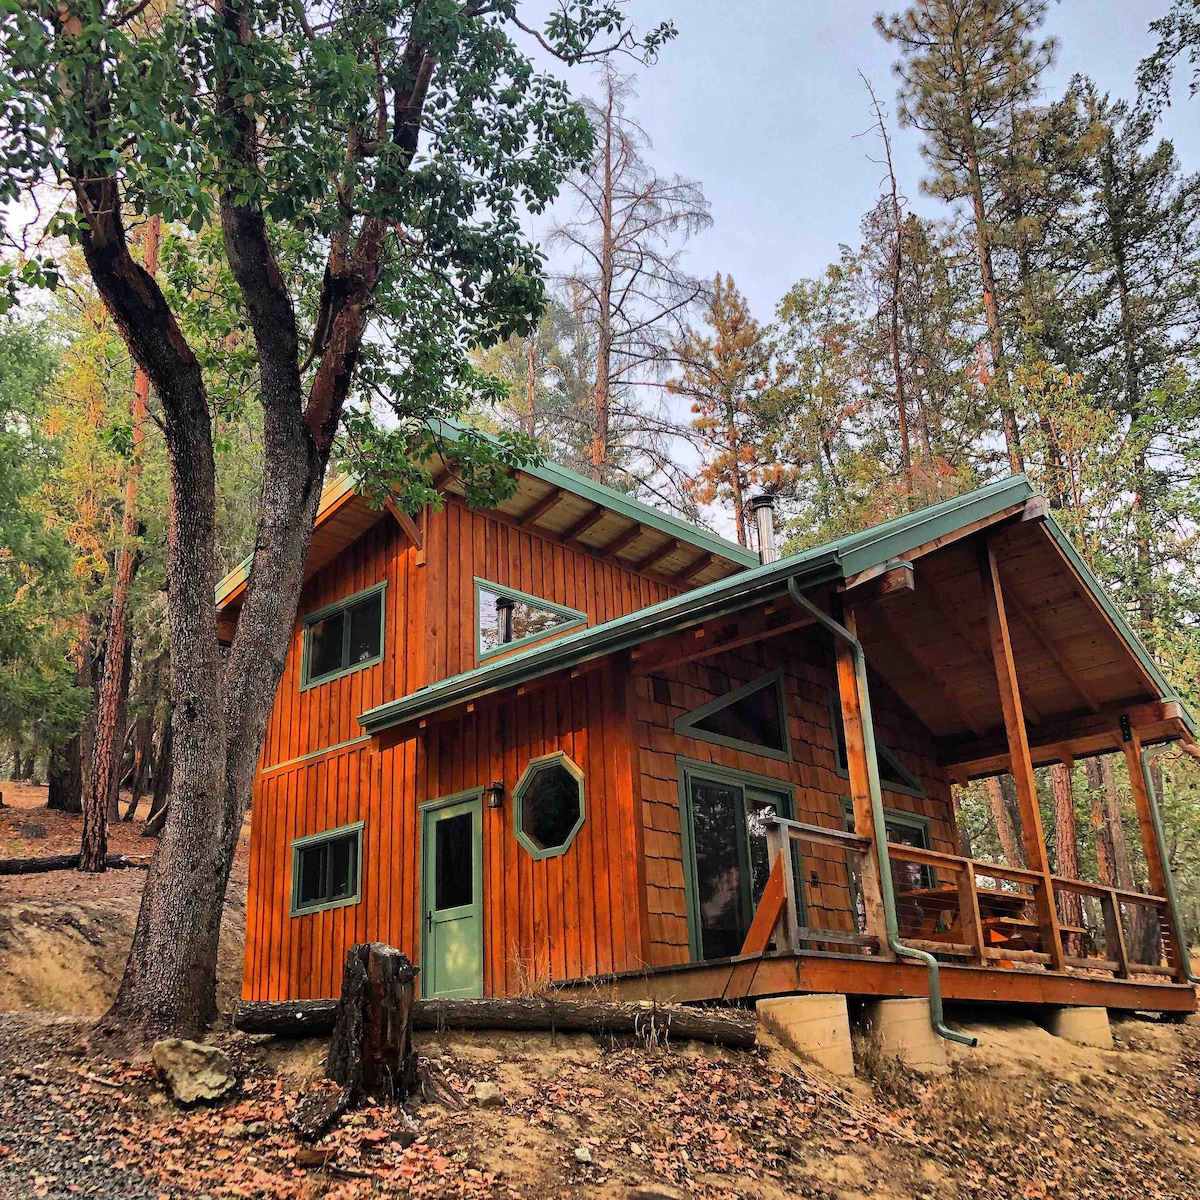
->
[152,1038,237,1106]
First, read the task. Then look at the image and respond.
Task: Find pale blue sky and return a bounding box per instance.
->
[534,0,1200,321]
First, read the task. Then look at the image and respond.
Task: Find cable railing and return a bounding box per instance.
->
[742,824,1181,981]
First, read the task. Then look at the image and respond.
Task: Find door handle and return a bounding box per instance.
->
[426,910,433,932]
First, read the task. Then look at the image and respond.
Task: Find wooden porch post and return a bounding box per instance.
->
[1121,728,1186,981]
[834,605,894,960]
[977,537,1066,971]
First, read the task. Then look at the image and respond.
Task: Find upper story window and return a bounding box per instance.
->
[475,578,587,660]
[301,582,386,690]
[827,689,925,798]
[673,667,792,762]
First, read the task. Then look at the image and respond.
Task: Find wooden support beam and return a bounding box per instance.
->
[939,699,1188,774]
[871,607,989,739]
[431,465,454,491]
[672,552,713,588]
[739,857,787,955]
[978,535,1065,971]
[597,522,644,559]
[834,606,894,960]
[955,865,987,965]
[632,538,678,575]
[1099,888,1131,979]
[520,486,566,528]
[559,504,606,544]
[1004,589,1103,714]
[385,499,424,550]
[1121,727,1185,981]
[844,560,914,605]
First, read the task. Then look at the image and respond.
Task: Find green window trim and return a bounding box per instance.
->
[300,581,387,691]
[673,666,793,763]
[838,796,936,889]
[675,756,803,963]
[474,577,588,662]
[289,819,365,916]
[826,689,925,798]
[512,750,586,859]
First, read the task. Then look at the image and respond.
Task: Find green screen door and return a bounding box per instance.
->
[421,793,484,998]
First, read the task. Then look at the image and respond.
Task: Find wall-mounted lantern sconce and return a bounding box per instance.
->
[485,779,505,809]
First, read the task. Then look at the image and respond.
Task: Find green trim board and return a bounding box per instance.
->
[673,667,793,763]
[300,580,387,691]
[290,819,365,916]
[512,751,586,859]
[1040,515,1196,739]
[825,690,925,798]
[474,578,588,662]
[419,789,485,999]
[359,475,1195,738]
[675,756,802,963]
[260,734,372,778]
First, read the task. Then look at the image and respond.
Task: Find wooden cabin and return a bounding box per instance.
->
[224,441,1199,1019]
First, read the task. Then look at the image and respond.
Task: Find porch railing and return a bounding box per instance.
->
[744,815,881,956]
[746,823,1180,980]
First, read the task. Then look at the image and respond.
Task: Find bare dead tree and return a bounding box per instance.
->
[550,65,711,485]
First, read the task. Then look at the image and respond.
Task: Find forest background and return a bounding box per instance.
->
[4,0,1200,970]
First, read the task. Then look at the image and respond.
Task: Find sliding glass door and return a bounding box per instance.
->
[679,760,797,962]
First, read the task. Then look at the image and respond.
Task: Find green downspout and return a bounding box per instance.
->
[787,579,977,1047]
[1140,742,1200,985]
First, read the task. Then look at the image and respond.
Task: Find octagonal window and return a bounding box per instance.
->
[514,752,585,859]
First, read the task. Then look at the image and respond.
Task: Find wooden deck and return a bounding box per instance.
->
[557,950,1199,1014]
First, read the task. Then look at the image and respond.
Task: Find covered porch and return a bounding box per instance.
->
[577,495,1199,1014]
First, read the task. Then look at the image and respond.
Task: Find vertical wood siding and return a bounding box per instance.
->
[242,665,649,1001]
[633,630,958,967]
[244,495,676,1001]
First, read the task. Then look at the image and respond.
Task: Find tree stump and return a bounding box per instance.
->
[326,943,419,1103]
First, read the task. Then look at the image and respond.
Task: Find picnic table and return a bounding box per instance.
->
[895,884,1039,950]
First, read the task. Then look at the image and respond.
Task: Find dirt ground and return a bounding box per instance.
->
[2,786,1200,1199]
[0,783,247,1015]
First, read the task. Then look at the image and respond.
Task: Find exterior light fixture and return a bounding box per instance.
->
[485,779,505,809]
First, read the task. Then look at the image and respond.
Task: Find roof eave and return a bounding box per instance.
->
[359,553,844,735]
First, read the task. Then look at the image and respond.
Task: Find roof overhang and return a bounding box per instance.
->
[214,426,759,636]
[358,474,1183,746]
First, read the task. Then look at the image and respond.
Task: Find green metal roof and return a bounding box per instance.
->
[428,418,758,568]
[366,473,1173,735]
[214,428,756,612]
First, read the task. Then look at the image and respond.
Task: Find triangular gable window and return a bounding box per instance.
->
[828,691,925,798]
[475,578,587,660]
[673,668,792,762]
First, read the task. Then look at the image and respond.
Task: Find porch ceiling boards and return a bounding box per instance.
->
[850,517,1187,776]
